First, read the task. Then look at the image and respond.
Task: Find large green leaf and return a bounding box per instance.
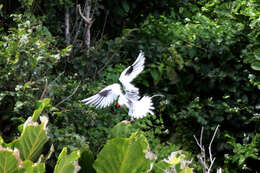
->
[93,132,153,173]
[10,116,49,161]
[0,147,22,173]
[54,147,81,173]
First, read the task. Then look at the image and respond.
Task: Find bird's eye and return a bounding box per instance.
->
[116,104,120,107]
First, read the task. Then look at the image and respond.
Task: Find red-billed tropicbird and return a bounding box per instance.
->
[81,51,154,119]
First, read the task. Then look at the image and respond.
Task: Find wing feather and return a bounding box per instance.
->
[119,51,145,100]
[119,50,145,83]
[81,83,122,109]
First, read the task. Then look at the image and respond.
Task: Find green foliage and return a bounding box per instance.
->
[225,133,259,170]
[124,0,260,162]
[0,13,69,141]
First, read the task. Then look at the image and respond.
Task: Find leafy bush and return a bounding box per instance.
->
[224,133,260,171]
[0,13,70,141]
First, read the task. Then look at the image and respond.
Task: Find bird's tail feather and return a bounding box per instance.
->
[131,96,154,119]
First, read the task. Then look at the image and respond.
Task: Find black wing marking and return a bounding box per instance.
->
[99,89,111,97]
[125,66,134,75]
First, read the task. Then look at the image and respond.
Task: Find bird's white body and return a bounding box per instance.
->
[81,51,154,119]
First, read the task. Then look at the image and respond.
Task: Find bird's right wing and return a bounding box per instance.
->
[119,51,145,100]
[80,83,122,109]
[119,50,145,84]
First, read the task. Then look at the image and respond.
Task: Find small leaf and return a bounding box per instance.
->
[251,61,260,71]
[32,98,50,122]
[151,70,160,85]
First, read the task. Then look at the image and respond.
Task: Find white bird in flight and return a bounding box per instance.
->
[81,51,154,119]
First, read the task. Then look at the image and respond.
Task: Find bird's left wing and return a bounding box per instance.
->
[81,83,122,109]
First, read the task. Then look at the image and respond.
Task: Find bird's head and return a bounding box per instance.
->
[116,103,120,107]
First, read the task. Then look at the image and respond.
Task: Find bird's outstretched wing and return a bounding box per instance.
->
[119,51,145,100]
[80,83,122,109]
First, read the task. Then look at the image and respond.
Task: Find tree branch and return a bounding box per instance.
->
[77,2,94,56]
[193,125,220,173]
[55,82,81,107]
[40,78,48,100]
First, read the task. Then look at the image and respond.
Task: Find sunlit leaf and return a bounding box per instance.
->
[54,147,81,173]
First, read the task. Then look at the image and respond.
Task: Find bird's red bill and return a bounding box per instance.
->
[116,104,120,107]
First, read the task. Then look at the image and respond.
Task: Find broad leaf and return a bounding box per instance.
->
[93,132,153,173]
[54,147,81,173]
[10,116,49,161]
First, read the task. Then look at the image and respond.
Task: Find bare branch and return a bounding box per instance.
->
[77,4,92,24]
[77,2,94,56]
[55,82,81,107]
[209,125,219,162]
[194,125,220,173]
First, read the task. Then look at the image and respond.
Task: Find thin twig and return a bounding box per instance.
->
[40,78,48,100]
[209,125,219,162]
[207,157,216,173]
[48,72,65,86]
[193,135,203,152]
[55,82,81,107]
